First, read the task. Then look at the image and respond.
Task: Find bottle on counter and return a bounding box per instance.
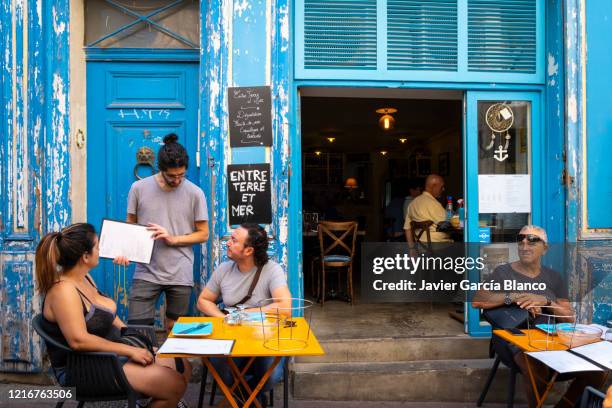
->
[446,196,454,220]
[457,198,465,228]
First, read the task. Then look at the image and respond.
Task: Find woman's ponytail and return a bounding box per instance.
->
[35,232,60,294]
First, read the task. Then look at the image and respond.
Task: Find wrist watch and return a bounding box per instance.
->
[504,292,513,306]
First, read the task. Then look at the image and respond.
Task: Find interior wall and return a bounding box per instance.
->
[424,131,463,201]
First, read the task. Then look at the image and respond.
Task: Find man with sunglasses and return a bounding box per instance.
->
[472,225,605,408]
[115,133,209,331]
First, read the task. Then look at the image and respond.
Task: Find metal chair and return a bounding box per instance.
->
[476,337,519,408]
[317,220,358,305]
[33,314,148,408]
[477,307,527,408]
[579,386,606,408]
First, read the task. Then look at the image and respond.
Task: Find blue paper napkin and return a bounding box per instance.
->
[172,322,213,336]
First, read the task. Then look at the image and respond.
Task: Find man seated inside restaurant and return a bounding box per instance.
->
[403,174,452,246]
[402,177,423,219]
[197,223,292,407]
[472,225,607,408]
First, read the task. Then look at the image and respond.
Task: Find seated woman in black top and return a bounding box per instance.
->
[35,223,190,408]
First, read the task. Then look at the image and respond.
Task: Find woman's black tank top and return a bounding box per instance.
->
[40,276,120,368]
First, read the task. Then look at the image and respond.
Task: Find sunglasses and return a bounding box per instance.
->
[516,234,544,245]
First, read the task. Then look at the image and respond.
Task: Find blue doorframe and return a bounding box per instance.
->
[465,91,543,336]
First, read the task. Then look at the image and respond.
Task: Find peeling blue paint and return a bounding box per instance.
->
[544,0,565,244]
[0,0,70,372]
[271,0,297,298]
[199,0,232,287]
[565,0,583,242]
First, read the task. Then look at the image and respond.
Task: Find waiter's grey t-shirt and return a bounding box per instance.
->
[128,175,208,286]
[206,261,287,308]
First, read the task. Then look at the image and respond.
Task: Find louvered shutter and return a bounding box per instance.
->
[303,0,378,70]
[387,0,458,71]
[467,0,537,73]
[296,0,542,83]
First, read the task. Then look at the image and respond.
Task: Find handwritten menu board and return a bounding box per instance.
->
[228,86,272,147]
[228,163,272,225]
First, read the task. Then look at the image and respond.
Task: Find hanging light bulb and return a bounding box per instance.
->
[380,150,388,156]
[376,108,397,131]
[314,150,322,156]
[399,138,407,144]
[326,137,336,143]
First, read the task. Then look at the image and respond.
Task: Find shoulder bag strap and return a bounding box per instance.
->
[233,264,264,306]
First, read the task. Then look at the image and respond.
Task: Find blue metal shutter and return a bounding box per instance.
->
[303,0,377,69]
[387,0,458,71]
[468,0,537,73]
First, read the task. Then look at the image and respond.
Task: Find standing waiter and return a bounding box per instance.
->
[115,133,209,330]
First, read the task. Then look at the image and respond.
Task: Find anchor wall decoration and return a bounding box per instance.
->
[485,103,514,162]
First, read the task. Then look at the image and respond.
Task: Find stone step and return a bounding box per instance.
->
[292,359,565,403]
[296,336,491,363]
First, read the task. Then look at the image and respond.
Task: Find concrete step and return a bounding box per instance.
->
[297,336,491,363]
[292,359,569,403]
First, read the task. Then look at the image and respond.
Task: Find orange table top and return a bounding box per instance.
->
[494,329,572,352]
[158,316,325,358]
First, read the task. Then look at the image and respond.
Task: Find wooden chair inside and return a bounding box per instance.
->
[317,220,358,305]
[410,220,434,252]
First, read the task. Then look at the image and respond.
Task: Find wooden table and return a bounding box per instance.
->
[159,316,325,408]
[493,329,603,408]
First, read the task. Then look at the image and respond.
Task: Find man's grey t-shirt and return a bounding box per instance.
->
[127,175,208,286]
[205,261,287,308]
[490,263,569,300]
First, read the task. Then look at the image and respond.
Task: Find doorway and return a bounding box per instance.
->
[299,88,465,337]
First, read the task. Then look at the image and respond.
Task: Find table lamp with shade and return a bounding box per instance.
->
[344,177,359,189]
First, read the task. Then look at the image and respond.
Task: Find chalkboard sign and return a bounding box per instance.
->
[228,163,272,225]
[228,86,272,147]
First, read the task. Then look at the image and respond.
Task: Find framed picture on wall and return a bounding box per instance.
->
[438,152,450,176]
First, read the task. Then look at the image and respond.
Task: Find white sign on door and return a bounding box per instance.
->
[478,174,531,213]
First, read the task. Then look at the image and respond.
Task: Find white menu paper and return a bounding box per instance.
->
[157,338,234,356]
[526,350,603,374]
[99,219,154,264]
[478,175,531,213]
[570,341,612,370]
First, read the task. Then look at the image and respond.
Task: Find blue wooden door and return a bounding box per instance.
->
[464,91,542,336]
[86,61,200,321]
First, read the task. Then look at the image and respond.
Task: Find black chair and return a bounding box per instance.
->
[477,307,528,408]
[579,386,606,408]
[33,314,150,408]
